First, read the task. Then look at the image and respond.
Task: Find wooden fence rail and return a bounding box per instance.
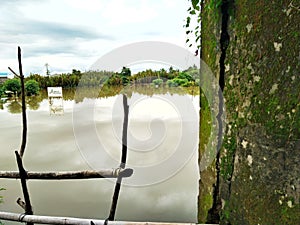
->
[0,168,133,180]
[0,212,209,225]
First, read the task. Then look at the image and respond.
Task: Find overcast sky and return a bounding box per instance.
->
[0,0,192,76]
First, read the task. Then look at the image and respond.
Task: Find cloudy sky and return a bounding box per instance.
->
[0,0,192,76]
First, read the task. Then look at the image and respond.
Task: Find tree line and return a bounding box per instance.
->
[0,66,199,98]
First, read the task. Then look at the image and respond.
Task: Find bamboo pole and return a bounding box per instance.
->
[0,211,206,225]
[0,168,133,179]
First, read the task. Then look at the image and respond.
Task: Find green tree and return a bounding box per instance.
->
[0,84,4,97]
[3,78,21,94]
[25,80,40,96]
[120,66,131,84]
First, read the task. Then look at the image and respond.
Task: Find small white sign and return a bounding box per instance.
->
[47,87,63,97]
[47,87,63,115]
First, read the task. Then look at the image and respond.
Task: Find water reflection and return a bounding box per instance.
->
[0,86,200,224]
[0,86,199,113]
[6,100,22,114]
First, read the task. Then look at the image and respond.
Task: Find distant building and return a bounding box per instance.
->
[0,72,8,84]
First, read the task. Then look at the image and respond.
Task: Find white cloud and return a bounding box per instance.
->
[0,0,191,75]
[102,0,158,26]
[64,0,104,13]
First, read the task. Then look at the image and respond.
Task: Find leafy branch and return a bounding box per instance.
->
[185,0,201,54]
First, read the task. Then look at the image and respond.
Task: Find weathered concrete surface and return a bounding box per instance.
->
[200,0,300,224]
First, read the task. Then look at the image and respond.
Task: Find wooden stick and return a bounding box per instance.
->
[15,151,34,225]
[7,67,20,78]
[0,168,133,179]
[108,94,129,221]
[0,211,204,225]
[18,46,27,158]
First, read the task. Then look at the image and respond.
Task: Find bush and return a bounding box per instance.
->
[178,72,193,81]
[172,77,189,86]
[166,80,178,87]
[3,78,21,94]
[25,80,40,96]
[152,78,163,86]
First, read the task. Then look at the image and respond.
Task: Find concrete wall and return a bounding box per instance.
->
[200,0,300,224]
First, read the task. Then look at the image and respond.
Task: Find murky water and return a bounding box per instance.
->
[0,87,199,224]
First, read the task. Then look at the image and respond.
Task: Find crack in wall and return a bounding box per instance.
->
[206,0,231,223]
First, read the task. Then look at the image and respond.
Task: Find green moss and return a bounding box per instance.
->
[201,0,300,224]
[220,134,236,180]
[198,91,214,223]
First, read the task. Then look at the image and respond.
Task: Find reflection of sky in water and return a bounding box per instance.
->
[0,94,199,224]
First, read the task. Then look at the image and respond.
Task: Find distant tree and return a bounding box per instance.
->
[121,66,131,77]
[3,78,21,94]
[25,80,40,96]
[0,85,4,97]
[72,69,82,76]
[119,67,131,85]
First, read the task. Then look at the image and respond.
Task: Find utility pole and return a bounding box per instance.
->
[45,63,50,76]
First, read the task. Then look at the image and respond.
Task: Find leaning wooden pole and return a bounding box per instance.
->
[107,94,129,221]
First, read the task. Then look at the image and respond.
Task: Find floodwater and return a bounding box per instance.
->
[0,87,200,224]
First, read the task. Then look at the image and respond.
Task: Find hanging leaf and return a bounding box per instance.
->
[187,16,191,23]
[192,0,200,10]
[190,10,196,15]
[186,39,190,43]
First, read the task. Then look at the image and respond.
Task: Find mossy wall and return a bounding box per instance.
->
[200,0,300,224]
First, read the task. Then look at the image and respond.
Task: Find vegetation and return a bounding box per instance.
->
[3,78,21,94]
[0,66,199,99]
[25,80,40,96]
[152,78,163,87]
[185,0,201,54]
[0,78,40,97]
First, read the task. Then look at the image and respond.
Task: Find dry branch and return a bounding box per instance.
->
[0,168,133,180]
[0,211,203,225]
